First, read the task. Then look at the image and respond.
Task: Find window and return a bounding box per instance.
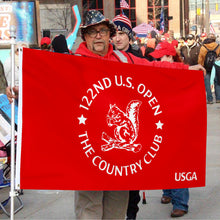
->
[82,0,104,23]
[115,0,136,27]
[147,0,169,32]
[209,2,220,14]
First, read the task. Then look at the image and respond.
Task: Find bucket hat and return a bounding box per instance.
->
[81,10,116,40]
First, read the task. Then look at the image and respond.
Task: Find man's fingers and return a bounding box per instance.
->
[13,86,19,97]
[5,86,17,103]
[6,86,11,96]
[188,64,206,76]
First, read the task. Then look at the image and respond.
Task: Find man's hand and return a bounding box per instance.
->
[189,64,206,76]
[6,86,19,104]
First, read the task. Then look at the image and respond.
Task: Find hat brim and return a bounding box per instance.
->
[80,19,111,29]
[80,20,116,41]
[149,51,163,59]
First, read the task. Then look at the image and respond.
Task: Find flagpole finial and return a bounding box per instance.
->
[10,25,16,39]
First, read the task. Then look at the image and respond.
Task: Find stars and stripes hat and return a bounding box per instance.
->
[80,10,116,40]
[112,14,132,39]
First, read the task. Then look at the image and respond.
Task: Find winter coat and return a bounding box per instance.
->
[198,41,220,67]
[75,42,189,70]
[180,42,201,66]
[126,44,143,58]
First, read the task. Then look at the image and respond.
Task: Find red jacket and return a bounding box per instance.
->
[75,42,189,70]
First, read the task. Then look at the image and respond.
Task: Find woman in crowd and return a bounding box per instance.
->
[149,41,189,218]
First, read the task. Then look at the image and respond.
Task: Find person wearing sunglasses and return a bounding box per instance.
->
[180,34,201,66]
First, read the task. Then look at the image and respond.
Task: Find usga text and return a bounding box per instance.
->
[175,172,197,181]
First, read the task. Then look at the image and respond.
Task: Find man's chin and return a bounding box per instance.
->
[116,47,124,51]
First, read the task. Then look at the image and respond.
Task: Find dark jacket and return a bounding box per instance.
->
[180,42,201,66]
[126,44,144,58]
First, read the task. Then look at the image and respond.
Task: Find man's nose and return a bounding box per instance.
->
[116,35,120,41]
[96,31,102,38]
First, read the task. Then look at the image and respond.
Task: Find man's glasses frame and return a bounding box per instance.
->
[86,28,110,38]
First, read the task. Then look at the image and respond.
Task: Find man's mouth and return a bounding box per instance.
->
[94,41,104,44]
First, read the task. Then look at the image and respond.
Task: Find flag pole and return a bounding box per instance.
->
[161,0,164,31]
[9,25,16,220]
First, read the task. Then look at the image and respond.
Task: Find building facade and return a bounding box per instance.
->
[189,0,220,35]
[0,0,219,41]
[39,0,187,38]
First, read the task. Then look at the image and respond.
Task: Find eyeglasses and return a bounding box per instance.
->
[86,28,109,38]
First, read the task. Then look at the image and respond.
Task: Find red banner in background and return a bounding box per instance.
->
[17,48,207,190]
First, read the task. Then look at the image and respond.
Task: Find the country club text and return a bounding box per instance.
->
[78,131,162,176]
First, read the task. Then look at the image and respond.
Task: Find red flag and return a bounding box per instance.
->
[16,48,207,190]
[120,0,129,9]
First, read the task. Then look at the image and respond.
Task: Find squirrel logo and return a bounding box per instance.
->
[101,100,142,153]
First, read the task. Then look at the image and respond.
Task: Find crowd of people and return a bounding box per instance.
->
[131,30,220,104]
[0,8,217,220]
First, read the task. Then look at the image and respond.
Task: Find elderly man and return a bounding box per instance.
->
[74,10,206,220]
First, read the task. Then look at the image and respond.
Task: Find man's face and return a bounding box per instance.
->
[187,38,195,46]
[84,24,110,56]
[179,39,185,46]
[112,31,130,51]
